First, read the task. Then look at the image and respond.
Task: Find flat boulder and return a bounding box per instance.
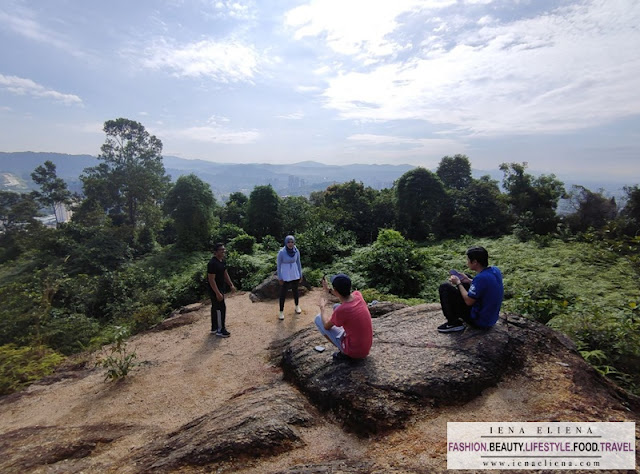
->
[129,383,315,472]
[277,305,575,436]
[250,273,312,302]
[366,300,409,318]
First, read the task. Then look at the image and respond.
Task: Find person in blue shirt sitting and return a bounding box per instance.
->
[437,246,504,333]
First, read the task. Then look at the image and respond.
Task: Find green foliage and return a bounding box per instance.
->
[131,304,166,333]
[95,326,138,382]
[228,233,255,255]
[81,118,170,229]
[359,288,423,306]
[296,222,356,267]
[213,223,246,244]
[0,344,64,395]
[221,192,248,227]
[225,251,275,290]
[245,185,282,240]
[500,162,565,237]
[357,229,430,297]
[164,174,217,250]
[41,312,101,355]
[260,234,281,252]
[395,167,447,240]
[436,154,472,190]
[30,160,72,225]
[322,180,378,244]
[281,195,313,234]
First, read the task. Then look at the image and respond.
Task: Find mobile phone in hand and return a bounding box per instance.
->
[449,269,465,280]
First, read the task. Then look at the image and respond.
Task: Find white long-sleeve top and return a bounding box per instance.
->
[276,247,302,281]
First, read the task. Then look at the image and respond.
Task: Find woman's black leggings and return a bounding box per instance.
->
[279,280,300,311]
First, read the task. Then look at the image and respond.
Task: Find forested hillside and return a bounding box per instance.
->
[1,118,639,397]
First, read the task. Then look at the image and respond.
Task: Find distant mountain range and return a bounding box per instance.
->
[0,152,415,198]
[0,151,634,201]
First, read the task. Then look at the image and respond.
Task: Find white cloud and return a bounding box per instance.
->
[166,125,260,144]
[141,38,262,82]
[275,112,304,120]
[296,85,322,93]
[0,9,87,59]
[285,0,454,64]
[211,0,254,20]
[318,0,640,136]
[0,74,83,105]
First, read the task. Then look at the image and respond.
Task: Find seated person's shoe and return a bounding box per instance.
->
[437,321,465,333]
[332,351,351,361]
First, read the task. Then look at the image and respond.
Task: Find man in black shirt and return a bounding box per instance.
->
[207,242,236,337]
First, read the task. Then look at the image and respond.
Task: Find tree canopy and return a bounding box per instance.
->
[81,118,170,230]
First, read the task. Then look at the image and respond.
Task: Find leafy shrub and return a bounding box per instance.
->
[0,344,64,395]
[131,304,167,333]
[357,229,429,298]
[228,234,255,255]
[261,235,281,252]
[95,326,138,382]
[359,288,423,306]
[226,252,274,290]
[506,280,573,324]
[213,223,246,244]
[296,222,356,267]
[303,268,324,287]
[41,312,100,355]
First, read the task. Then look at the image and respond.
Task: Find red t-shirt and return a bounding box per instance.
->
[330,291,373,358]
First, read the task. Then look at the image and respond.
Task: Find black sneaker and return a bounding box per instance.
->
[332,351,351,361]
[437,322,465,333]
[216,328,231,338]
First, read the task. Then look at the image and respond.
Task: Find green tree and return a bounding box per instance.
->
[81,118,170,230]
[245,185,282,241]
[0,191,41,261]
[395,167,447,240]
[164,174,217,250]
[30,161,72,226]
[358,229,427,297]
[440,176,512,238]
[221,192,248,227]
[500,162,565,237]
[619,185,640,236]
[281,195,313,234]
[323,180,377,244]
[565,185,617,233]
[436,154,472,190]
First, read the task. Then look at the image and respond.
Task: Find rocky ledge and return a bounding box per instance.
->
[274,303,633,436]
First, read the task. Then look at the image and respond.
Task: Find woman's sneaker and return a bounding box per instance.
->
[437,322,465,333]
[295,305,302,314]
[279,311,285,320]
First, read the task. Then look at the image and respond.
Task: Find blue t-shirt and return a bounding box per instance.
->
[467,266,504,327]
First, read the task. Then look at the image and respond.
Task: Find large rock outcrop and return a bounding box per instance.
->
[129,383,316,472]
[249,274,312,302]
[275,304,592,436]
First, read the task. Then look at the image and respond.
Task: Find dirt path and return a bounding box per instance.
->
[1,290,637,473]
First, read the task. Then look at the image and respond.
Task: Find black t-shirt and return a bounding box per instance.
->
[207,257,227,294]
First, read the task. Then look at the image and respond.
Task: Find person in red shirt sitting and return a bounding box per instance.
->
[314,274,373,361]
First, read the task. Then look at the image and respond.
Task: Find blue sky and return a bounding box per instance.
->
[1,0,639,181]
